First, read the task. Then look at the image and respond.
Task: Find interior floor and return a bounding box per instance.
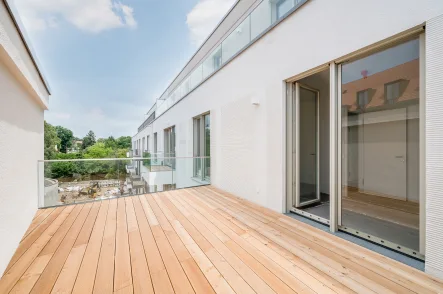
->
[299,192,419,251]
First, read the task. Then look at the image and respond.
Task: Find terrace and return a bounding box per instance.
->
[1,186,443,293]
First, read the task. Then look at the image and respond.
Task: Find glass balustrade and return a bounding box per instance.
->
[154,0,307,117]
[38,156,211,208]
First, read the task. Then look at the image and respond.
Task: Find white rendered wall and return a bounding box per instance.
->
[0,2,49,275]
[0,61,44,275]
[425,14,443,280]
[135,0,443,214]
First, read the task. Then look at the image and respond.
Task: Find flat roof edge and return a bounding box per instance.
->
[3,0,51,94]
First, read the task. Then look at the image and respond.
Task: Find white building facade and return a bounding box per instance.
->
[0,0,50,274]
[132,0,443,278]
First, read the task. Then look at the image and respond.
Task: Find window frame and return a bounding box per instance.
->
[193,112,210,180]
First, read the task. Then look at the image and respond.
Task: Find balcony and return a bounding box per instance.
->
[1,185,443,293]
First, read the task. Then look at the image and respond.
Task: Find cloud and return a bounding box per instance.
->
[14,0,137,33]
[186,0,236,47]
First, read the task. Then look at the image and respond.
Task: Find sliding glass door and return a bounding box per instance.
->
[340,38,421,255]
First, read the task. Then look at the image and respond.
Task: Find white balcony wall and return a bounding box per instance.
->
[0,1,49,275]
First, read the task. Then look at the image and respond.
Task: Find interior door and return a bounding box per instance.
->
[360,109,407,199]
[294,83,321,207]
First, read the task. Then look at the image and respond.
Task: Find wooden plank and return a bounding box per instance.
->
[9,254,52,294]
[182,189,338,294]
[189,188,356,293]
[114,197,133,293]
[51,201,102,294]
[72,200,110,294]
[5,207,64,273]
[21,208,55,241]
[196,188,379,294]
[28,203,93,294]
[144,195,195,294]
[151,194,217,294]
[164,191,274,294]
[0,205,75,294]
[133,196,174,294]
[199,187,418,294]
[158,193,237,294]
[94,199,118,294]
[170,191,301,294]
[125,197,154,294]
[199,187,438,294]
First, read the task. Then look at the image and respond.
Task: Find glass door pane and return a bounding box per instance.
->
[295,83,320,207]
[204,114,211,180]
[340,39,420,253]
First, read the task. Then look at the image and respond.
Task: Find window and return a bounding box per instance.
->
[154,133,157,153]
[385,80,407,104]
[153,133,158,163]
[193,113,210,180]
[146,135,150,152]
[164,126,176,168]
[357,89,370,109]
[142,137,145,153]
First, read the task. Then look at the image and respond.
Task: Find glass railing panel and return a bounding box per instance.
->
[222,17,251,63]
[39,159,132,207]
[151,0,308,118]
[251,0,272,40]
[39,156,211,208]
[190,64,203,90]
[202,45,222,79]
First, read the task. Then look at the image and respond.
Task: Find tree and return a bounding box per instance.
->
[116,136,132,149]
[55,126,74,153]
[44,121,60,160]
[104,136,117,149]
[82,130,96,149]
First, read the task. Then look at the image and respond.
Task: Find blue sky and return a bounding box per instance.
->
[13,0,235,138]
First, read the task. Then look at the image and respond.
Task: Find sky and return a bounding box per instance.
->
[12,0,236,138]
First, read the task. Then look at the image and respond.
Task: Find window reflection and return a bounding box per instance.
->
[341,39,420,251]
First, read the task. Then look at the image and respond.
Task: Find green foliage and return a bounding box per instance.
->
[44,121,60,160]
[44,126,132,179]
[143,152,151,168]
[116,136,132,149]
[82,130,96,150]
[55,126,74,153]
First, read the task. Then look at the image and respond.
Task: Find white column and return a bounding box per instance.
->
[425,14,443,280]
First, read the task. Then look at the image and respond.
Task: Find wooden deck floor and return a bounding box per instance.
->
[1,186,443,294]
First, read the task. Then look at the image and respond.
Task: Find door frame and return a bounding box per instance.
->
[294,82,321,208]
[284,27,425,259]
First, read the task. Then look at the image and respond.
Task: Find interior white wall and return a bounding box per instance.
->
[134,0,443,214]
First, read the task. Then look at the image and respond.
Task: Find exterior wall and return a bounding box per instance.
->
[425,13,443,280]
[0,1,49,275]
[135,0,443,214]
